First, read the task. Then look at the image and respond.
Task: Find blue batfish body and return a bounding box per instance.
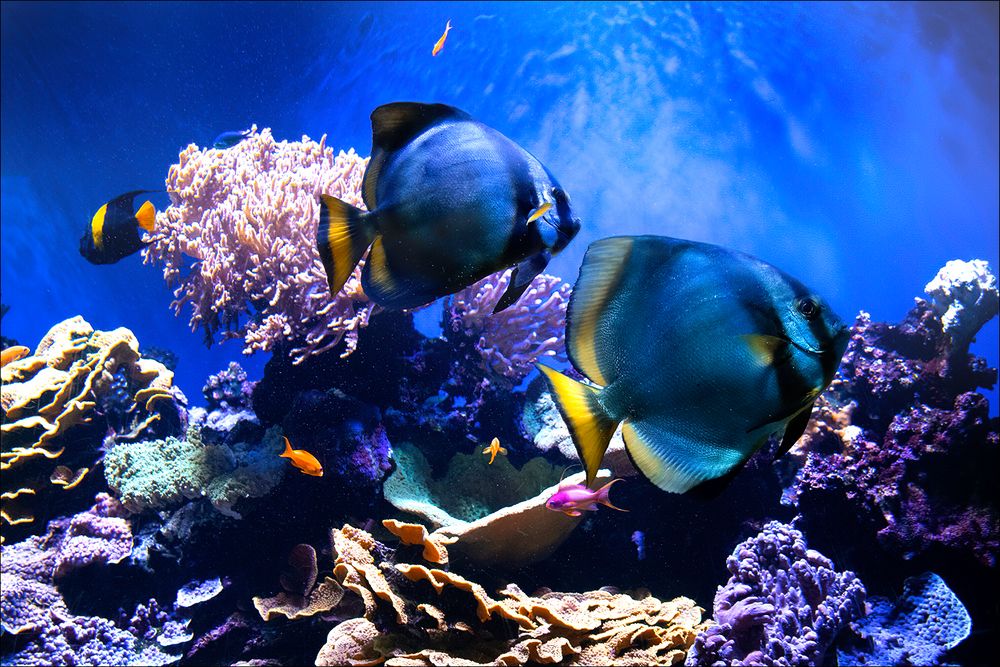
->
[212,130,251,149]
[79,190,158,265]
[538,235,850,495]
[316,102,581,313]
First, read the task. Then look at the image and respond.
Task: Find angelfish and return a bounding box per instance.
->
[79,190,158,265]
[316,102,581,313]
[537,235,850,495]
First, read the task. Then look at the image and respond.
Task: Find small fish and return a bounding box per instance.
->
[280,436,324,477]
[545,478,627,517]
[482,437,507,464]
[432,20,452,56]
[79,190,158,265]
[537,235,850,496]
[631,530,646,561]
[317,102,581,313]
[1,345,30,367]
[212,129,252,149]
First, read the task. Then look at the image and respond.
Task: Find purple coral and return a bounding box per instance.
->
[785,299,999,566]
[445,270,570,384]
[203,361,257,411]
[686,521,866,667]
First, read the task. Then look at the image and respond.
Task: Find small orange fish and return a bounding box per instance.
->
[432,19,452,56]
[482,437,507,465]
[280,437,324,477]
[1,345,30,368]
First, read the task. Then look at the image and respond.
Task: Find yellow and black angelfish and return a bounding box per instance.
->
[80,190,159,265]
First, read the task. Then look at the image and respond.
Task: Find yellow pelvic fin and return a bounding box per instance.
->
[526,201,552,223]
[498,447,507,455]
[316,195,375,297]
[741,334,789,366]
[91,203,108,251]
[135,200,156,232]
[536,364,617,487]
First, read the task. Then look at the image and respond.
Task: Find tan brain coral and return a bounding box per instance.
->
[1,316,179,539]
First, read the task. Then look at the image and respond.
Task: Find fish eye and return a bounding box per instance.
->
[797,297,820,320]
[552,187,569,205]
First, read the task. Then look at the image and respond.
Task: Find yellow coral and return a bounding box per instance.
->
[0,316,179,539]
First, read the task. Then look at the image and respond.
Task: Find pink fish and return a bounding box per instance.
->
[545,478,628,517]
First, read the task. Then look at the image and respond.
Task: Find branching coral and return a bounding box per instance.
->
[143,127,374,363]
[686,521,866,666]
[1,316,182,539]
[445,270,571,384]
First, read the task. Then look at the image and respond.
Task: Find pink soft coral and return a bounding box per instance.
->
[143,127,374,364]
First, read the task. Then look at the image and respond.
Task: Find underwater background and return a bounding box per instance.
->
[1,2,998,666]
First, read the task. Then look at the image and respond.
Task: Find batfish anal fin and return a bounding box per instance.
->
[492,251,550,313]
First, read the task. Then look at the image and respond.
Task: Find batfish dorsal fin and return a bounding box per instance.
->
[567,237,636,386]
[370,102,470,153]
[364,102,471,210]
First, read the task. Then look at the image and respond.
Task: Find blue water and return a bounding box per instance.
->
[2,0,997,410]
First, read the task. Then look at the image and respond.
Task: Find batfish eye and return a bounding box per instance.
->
[552,187,568,205]
[797,297,820,319]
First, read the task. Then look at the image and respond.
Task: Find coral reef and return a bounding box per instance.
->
[923,259,999,358]
[686,521,866,666]
[1,316,184,540]
[783,288,999,566]
[309,523,710,666]
[203,361,256,412]
[103,424,286,518]
[143,127,374,362]
[838,572,971,667]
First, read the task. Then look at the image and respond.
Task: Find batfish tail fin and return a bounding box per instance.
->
[536,363,618,487]
[317,195,376,297]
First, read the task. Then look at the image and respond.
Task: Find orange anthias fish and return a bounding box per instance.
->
[545,478,628,517]
[1,345,30,368]
[482,437,507,464]
[280,437,324,477]
[432,20,452,56]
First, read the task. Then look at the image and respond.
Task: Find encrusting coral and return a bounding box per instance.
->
[1,316,182,539]
[103,423,286,518]
[837,572,971,667]
[383,443,606,566]
[143,127,374,363]
[305,522,710,666]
